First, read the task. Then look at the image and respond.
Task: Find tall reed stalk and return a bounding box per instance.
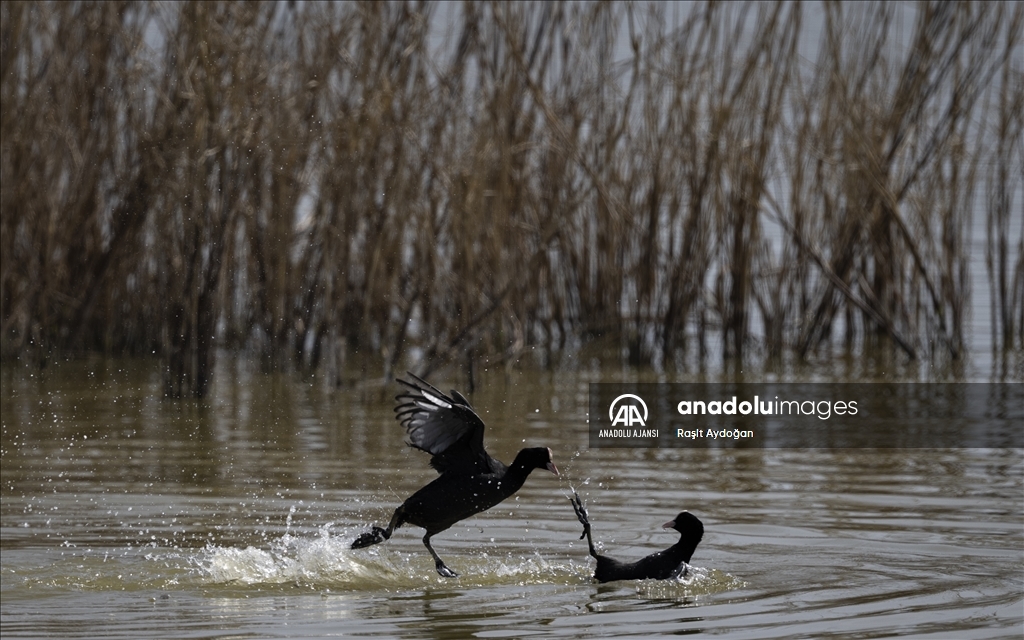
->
[2,1,1020,395]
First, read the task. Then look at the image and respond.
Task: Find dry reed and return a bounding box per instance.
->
[1,0,1021,395]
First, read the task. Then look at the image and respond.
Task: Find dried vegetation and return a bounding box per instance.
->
[1,1,1021,394]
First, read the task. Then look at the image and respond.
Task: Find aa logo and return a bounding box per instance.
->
[609,394,648,427]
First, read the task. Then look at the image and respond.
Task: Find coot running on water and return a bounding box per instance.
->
[351,373,559,578]
[570,491,703,582]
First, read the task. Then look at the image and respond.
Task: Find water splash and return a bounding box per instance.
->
[191,525,592,591]
[633,564,746,599]
[196,523,401,588]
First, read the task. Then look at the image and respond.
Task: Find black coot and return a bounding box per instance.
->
[570,491,703,582]
[351,373,559,577]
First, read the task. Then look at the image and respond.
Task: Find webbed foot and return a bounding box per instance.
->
[435,559,459,578]
[351,526,388,549]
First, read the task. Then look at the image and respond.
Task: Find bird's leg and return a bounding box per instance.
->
[423,533,458,578]
[570,492,599,558]
[351,506,404,549]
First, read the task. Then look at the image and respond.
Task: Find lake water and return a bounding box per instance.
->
[2,358,1022,638]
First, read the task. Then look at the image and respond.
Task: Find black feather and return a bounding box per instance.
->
[394,372,489,474]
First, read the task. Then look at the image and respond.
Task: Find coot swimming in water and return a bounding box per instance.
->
[351,373,559,577]
[570,491,703,582]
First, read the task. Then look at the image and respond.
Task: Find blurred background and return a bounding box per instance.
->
[1,0,1021,394]
[2,4,1023,638]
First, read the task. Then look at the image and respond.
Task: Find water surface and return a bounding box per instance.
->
[2,358,1022,638]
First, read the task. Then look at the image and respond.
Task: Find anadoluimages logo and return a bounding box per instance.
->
[591,383,1023,449]
[609,394,648,427]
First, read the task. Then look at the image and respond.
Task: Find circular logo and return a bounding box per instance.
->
[609,394,648,426]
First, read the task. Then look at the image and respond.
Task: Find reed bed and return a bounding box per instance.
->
[1,0,1021,395]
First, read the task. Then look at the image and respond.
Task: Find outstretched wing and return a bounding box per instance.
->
[394,373,491,475]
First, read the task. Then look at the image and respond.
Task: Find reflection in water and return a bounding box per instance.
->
[1,357,1022,639]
